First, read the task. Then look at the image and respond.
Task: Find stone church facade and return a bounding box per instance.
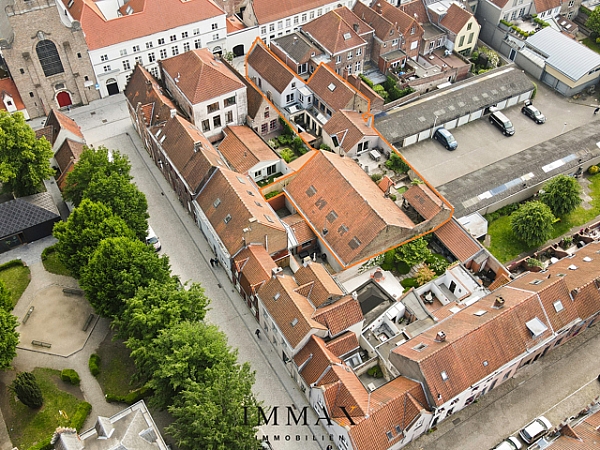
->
[0,0,100,118]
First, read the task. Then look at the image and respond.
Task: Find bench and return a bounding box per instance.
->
[82,313,95,331]
[31,340,51,348]
[63,288,84,296]
[22,306,34,324]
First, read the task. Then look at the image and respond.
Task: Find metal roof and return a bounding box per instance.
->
[0,192,60,238]
[525,27,600,81]
[374,66,534,146]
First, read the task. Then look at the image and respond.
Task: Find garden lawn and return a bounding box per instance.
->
[7,368,84,449]
[0,260,31,308]
[486,174,600,263]
[582,38,600,55]
[41,247,71,276]
[96,331,141,397]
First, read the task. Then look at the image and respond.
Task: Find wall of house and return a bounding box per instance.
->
[225,25,260,58]
[545,64,600,92]
[247,64,295,110]
[2,0,100,118]
[308,389,354,450]
[192,201,233,277]
[453,19,480,56]
[190,86,248,142]
[85,15,227,98]
[475,1,503,43]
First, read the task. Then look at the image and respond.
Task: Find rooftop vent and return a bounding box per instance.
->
[435,331,446,342]
[493,296,505,309]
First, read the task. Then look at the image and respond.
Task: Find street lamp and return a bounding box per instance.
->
[562,122,567,134]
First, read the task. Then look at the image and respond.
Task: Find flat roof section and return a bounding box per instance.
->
[374,66,534,145]
[437,123,600,218]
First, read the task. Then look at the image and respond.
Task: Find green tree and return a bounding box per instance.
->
[0,280,12,311]
[63,146,132,206]
[166,363,262,450]
[83,172,149,240]
[131,321,237,409]
[53,199,136,278]
[0,111,53,197]
[385,152,410,173]
[586,7,600,35]
[510,201,555,246]
[395,237,431,267]
[80,237,171,318]
[10,372,43,408]
[114,280,209,346]
[0,308,18,369]
[540,174,582,217]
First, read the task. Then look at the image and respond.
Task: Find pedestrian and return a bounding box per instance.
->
[209,258,215,267]
[594,107,600,115]
[215,258,219,267]
[255,329,261,338]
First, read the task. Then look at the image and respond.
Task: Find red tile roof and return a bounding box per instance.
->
[334,6,374,36]
[533,0,561,13]
[158,115,225,194]
[233,244,277,291]
[44,108,84,146]
[0,78,25,112]
[294,334,342,385]
[302,8,366,56]
[246,39,299,94]
[353,1,421,42]
[322,110,377,153]
[160,49,245,105]
[35,126,54,144]
[54,139,85,173]
[312,295,364,336]
[307,65,368,113]
[196,167,287,256]
[281,214,316,246]
[392,286,553,406]
[545,408,600,449]
[218,126,279,174]
[399,0,430,25]
[250,0,338,25]
[440,4,473,34]
[434,218,482,262]
[259,274,327,348]
[285,150,416,267]
[294,262,344,307]
[403,184,446,220]
[325,331,360,357]
[62,0,225,50]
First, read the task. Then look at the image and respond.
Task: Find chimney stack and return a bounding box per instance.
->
[493,296,505,309]
[353,23,359,32]
[435,331,446,342]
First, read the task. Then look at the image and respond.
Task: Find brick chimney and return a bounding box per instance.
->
[493,296,505,309]
[435,331,446,342]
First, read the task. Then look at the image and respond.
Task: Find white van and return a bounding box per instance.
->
[146,226,161,251]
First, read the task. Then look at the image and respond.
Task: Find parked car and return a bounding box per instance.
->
[519,416,552,444]
[433,128,458,150]
[489,109,515,136]
[521,100,546,124]
[491,436,522,450]
[146,225,161,251]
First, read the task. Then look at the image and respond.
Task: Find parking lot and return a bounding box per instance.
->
[399,76,600,187]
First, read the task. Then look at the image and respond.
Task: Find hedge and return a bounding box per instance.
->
[0,259,26,270]
[89,354,101,377]
[71,402,92,431]
[105,386,151,405]
[60,369,80,386]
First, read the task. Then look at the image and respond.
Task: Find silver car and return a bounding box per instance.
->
[519,416,552,444]
[491,436,522,450]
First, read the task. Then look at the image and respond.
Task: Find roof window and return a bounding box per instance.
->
[348,236,361,250]
[291,318,299,327]
[553,300,564,313]
[413,343,427,352]
[264,214,274,223]
[274,292,280,301]
[236,176,246,184]
[224,214,232,224]
[526,317,548,337]
[213,198,221,208]
[441,371,448,381]
[306,185,317,197]
[327,83,336,91]
[473,310,487,316]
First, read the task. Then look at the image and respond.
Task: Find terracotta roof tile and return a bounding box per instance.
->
[392,286,553,406]
[250,0,339,24]
[322,110,377,153]
[158,115,225,194]
[233,244,277,290]
[533,0,561,13]
[281,214,316,246]
[440,4,472,34]
[0,78,25,112]
[218,125,279,174]
[307,65,368,113]
[488,272,511,291]
[294,262,344,307]
[196,167,287,256]
[353,2,397,42]
[334,6,374,35]
[354,1,421,41]
[312,295,364,336]
[160,49,245,105]
[62,0,225,50]
[302,8,366,55]
[325,331,360,357]
[286,151,416,267]
[44,108,84,147]
[247,39,299,94]
[403,184,446,220]
[259,274,327,348]
[399,0,430,25]
[124,64,176,126]
[434,218,482,262]
[35,126,54,144]
[544,409,600,449]
[54,139,85,173]
[294,335,341,385]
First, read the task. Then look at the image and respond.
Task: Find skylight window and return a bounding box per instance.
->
[413,343,427,352]
[526,317,548,337]
[583,256,593,262]
[306,185,317,197]
[213,198,221,208]
[274,292,280,301]
[327,83,336,92]
[441,371,448,381]
[264,214,274,223]
[473,310,487,316]
[553,300,564,313]
[223,214,232,224]
[236,176,246,184]
[348,236,361,250]
[247,190,254,197]
[343,32,352,40]
[291,318,298,327]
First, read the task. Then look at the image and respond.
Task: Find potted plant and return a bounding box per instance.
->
[525,257,544,272]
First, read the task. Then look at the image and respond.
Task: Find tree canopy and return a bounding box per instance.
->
[586,7,600,35]
[166,364,262,450]
[0,111,53,197]
[10,372,43,408]
[80,236,171,318]
[511,201,555,246]
[62,146,132,206]
[83,172,149,240]
[0,307,19,370]
[395,237,430,267]
[541,174,582,217]
[53,199,136,278]
[114,280,209,346]
[130,321,238,409]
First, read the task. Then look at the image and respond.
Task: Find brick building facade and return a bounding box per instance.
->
[0,0,99,118]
